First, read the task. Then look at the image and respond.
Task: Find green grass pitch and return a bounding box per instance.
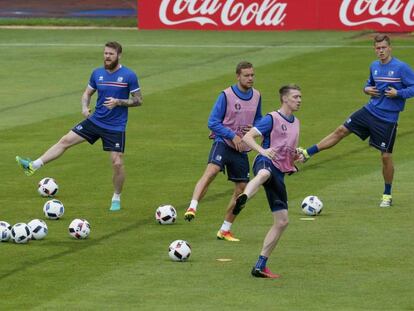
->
[0,29,413,310]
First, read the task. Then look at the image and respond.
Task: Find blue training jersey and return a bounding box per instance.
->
[88,65,140,132]
[208,84,262,142]
[364,57,414,123]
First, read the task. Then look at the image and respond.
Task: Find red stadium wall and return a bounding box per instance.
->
[137,0,414,31]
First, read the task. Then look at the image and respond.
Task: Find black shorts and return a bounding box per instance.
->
[343,107,397,153]
[253,155,287,212]
[72,119,125,153]
[208,141,250,182]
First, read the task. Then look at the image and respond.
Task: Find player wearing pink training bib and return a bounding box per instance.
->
[233,84,302,278]
[184,61,262,242]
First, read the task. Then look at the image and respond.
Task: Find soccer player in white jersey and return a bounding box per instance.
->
[233,84,302,278]
[16,42,143,211]
[184,61,262,242]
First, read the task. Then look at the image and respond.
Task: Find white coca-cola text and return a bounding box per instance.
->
[340,0,414,26]
[159,0,287,27]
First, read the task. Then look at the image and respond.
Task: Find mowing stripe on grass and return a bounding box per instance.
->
[2,43,414,49]
[0,44,329,130]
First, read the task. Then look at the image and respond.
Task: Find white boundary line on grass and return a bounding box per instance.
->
[2,42,414,49]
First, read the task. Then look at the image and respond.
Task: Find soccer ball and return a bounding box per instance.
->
[11,223,31,244]
[155,205,177,224]
[43,199,65,220]
[168,240,191,262]
[0,221,12,242]
[301,195,323,216]
[38,177,59,197]
[68,219,90,239]
[28,219,48,240]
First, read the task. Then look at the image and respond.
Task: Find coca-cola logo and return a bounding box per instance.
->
[159,0,287,27]
[340,0,414,26]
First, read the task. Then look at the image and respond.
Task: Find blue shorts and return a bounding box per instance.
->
[253,155,287,212]
[208,141,250,182]
[344,107,397,153]
[72,119,125,153]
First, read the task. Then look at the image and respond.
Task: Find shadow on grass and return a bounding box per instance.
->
[2,131,412,280]
[0,90,81,113]
[0,190,233,281]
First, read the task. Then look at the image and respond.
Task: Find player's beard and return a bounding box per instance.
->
[104,58,119,70]
[239,80,253,91]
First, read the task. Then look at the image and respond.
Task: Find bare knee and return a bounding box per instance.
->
[382,153,393,164]
[235,182,247,195]
[273,207,289,229]
[334,126,349,139]
[277,217,289,229]
[273,218,288,232]
[202,165,220,182]
[382,154,394,174]
[111,154,124,171]
[257,169,271,182]
[113,162,124,172]
[58,134,75,149]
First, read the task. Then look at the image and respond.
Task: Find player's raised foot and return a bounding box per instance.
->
[15,156,36,176]
[233,193,248,215]
[184,208,196,221]
[296,147,310,163]
[379,194,392,208]
[251,267,280,279]
[216,230,240,242]
[110,200,121,211]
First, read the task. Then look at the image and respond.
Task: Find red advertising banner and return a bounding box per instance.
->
[137,0,414,32]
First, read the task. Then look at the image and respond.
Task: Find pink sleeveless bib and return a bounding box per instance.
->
[269,111,300,173]
[222,87,260,152]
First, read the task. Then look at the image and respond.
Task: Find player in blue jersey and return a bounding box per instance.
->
[297,34,414,208]
[16,42,143,211]
[184,61,262,242]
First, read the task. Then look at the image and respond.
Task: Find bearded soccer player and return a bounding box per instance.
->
[16,41,143,211]
[184,61,262,242]
[298,34,414,208]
